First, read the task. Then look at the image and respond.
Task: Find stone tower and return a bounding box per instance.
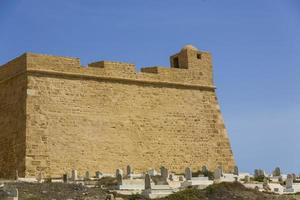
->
[0,45,235,178]
[170,44,213,85]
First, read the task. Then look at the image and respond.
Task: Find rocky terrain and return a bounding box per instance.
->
[160,182,300,200]
[1,181,300,200]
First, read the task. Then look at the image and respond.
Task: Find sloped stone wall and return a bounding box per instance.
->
[0,59,27,178]
[25,73,235,177]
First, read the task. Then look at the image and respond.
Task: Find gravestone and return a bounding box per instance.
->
[71,170,78,181]
[145,174,151,190]
[263,177,270,191]
[286,174,293,189]
[263,177,269,186]
[96,171,102,179]
[292,173,296,181]
[244,175,250,183]
[278,176,283,184]
[15,170,19,181]
[126,165,132,176]
[37,172,42,183]
[3,185,18,200]
[63,173,68,183]
[254,169,264,178]
[179,176,184,181]
[168,174,174,181]
[202,166,208,173]
[160,166,168,181]
[273,167,281,177]
[116,169,123,178]
[233,166,239,175]
[117,174,123,185]
[214,168,222,180]
[218,166,223,176]
[185,167,192,180]
[85,171,90,180]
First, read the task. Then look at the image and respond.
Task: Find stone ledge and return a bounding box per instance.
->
[27,69,216,90]
[0,68,216,90]
[26,69,216,91]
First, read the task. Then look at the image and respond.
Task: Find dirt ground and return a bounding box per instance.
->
[1,181,300,200]
[160,182,300,200]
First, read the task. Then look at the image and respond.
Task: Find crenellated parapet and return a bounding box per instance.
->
[0,45,214,88]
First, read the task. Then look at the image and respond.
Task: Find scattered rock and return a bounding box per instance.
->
[106,193,115,200]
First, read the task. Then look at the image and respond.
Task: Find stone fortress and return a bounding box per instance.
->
[0,45,235,179]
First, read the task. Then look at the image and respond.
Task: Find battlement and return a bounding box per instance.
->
[0,45,214,87]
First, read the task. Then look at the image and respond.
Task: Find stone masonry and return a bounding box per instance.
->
[0,45,235,178]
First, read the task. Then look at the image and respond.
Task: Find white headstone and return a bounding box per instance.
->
[286,174,293,189]
[214,168,222,180]
[244,175,250,183]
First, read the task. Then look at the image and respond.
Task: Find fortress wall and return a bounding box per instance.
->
[26,53,81,72]
[25,53,214,86]
[0,57,27,178]
[0,46,235,178]
[139,67,211,86]
[88,61,136,78]
[25,72,235,177]
[0,54,27,82]
[169,50,213,86]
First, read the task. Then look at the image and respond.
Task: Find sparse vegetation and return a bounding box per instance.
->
[157,182,300,200]
[129,193,139,200]
[96,176,118,189]
[151,175,168,185]
[253,175,265,182]
[192,170,214,180]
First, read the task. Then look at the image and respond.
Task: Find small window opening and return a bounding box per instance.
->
[173,57,179,68]
[197,53,202,59]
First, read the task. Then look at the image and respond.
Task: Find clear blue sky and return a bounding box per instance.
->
[1,0,299,174]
